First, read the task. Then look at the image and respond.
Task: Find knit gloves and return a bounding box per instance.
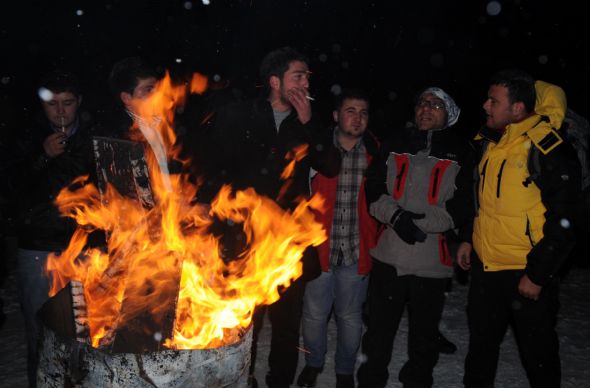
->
[390,208,427,245]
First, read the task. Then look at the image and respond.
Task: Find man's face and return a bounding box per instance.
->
[41,91,81,130]
[121,76,158,109]
[132,77,158,99]
[334,98,369,139]
[415,93,448,131]
[483,84,519,130]
[277,60,310,102]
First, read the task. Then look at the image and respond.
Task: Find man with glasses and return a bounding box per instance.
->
[357,87,475,388]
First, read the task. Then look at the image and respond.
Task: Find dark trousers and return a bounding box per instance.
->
[463,258,561,388]
[250,276,305,387]
[357,259,447,388]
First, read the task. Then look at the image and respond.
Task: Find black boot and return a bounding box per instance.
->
[437,331,457,354]
[336,373,354,388]
[247,374,258,388]
[296,365,322,387]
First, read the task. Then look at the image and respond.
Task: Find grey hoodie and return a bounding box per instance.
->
[370,146,460,278]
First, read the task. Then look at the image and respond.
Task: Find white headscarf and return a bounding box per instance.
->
[420,87,461,128]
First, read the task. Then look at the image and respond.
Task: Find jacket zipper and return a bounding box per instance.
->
[496,159,507,198]
[480,159,488,192]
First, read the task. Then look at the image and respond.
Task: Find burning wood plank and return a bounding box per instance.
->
[92,136,181,353]
[92,136,155,209]
[71,280,90,342]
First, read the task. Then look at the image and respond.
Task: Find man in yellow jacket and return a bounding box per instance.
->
[457,69,580,388]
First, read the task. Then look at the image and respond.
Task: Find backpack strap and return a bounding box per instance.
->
[523,122,563,187]
[527,122,563,155]
[523,145,541,187]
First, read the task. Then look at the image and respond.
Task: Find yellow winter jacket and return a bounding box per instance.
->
[472,81,566,271]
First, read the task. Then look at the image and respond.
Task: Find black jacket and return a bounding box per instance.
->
[198,98,341,280]
[199,98,340,208]
[12,118,101,251]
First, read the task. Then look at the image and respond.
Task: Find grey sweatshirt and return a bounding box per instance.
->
[370,150,460,278]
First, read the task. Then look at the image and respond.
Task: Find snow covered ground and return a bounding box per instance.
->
[1,267,589,387]
[252,267,590,388]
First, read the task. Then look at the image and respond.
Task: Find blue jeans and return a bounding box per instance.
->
[301,263,368,374]
[17,248,51,388]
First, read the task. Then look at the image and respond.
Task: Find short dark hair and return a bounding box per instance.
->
[39,71,81,98]
[334,88,370,111]
[108,56,158,100]
[490,69,536,113]
[259,47,308,90]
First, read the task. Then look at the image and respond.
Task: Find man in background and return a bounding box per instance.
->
[12,71,99,387]
[204,46,340,388]
[297,89,379,388]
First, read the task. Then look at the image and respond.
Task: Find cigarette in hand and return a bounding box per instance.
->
[60,117,66,133]
[305,95,315,101]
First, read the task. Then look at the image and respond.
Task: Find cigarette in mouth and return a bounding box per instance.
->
[305,95,315,101]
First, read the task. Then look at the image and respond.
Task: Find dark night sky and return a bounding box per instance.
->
[1,0,587,137]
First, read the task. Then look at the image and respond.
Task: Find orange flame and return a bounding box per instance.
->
[281,144,309,180]
[46,71,326,349]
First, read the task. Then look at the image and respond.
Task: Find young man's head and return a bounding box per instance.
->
[108,56,158,110]
[259,47,310,107]
[414,87,460,131]
[484,69,536,130]
[333,89,370,140]
[38,71,82,132]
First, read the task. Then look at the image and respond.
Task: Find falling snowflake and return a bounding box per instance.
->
[538,55,549,65]
[330,84,342,96]
[486,1,502,16]
[38,87,54,102]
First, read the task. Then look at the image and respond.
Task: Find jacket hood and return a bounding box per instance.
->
[535,80,567,128]
[420,87,461,128]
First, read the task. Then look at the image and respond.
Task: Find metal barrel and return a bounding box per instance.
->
[37,324,252,387]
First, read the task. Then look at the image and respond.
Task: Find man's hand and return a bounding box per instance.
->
[518,274,542,301]
[43,132,67,158]
[287,87,312,124]
[456,242,472,270]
